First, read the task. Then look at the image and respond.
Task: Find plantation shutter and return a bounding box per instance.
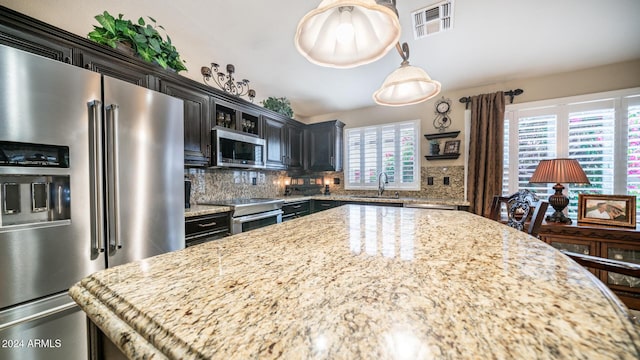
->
[566,99,616,217]
[627,96,640,215]
[345,120,420,190]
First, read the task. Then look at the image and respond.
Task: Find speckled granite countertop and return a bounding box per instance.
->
[184,205,231,217]
[72,205,639,359]
[186,196,468,217]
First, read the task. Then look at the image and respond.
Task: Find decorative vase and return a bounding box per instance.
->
[430,143,440,155]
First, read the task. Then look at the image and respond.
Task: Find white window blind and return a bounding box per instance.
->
[566,100,616,218]
[503,89,640,217]
[345,120,420,190]
[627,98,640,215]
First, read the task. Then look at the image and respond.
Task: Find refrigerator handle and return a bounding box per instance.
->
[106,104,122,253]
[88,100,105,256]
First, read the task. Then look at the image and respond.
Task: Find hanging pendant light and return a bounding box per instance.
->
[373,42,441,106]
[295,0,401,69]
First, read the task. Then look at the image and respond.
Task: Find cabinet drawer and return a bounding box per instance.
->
[283,201,311,221]
[311,200,341,213]
[185,212,230,239]
[283,201,310,215]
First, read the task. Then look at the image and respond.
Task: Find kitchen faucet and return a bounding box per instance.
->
[378,171,388,196]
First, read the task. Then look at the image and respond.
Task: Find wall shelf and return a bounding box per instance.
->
[424,131,460,140]
[425,153,460,160]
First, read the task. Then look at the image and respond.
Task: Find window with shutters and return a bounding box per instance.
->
[503,88,640,217]
[345,120,420,190]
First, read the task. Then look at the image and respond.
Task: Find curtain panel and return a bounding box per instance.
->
[467,91,505,216]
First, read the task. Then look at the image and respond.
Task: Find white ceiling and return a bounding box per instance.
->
[1,0,639,118]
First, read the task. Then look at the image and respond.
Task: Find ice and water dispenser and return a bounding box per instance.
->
[0,141,71,228]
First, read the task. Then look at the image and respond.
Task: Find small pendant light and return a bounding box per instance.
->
[373,42,441,106]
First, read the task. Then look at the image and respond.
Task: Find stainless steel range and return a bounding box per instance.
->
[202,198,284,234]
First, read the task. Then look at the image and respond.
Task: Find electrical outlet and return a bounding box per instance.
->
[427,177,434,185]
[444,176,450,185]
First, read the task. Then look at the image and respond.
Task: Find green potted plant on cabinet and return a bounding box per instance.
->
[88,11,187,72]
[261,97,294,118]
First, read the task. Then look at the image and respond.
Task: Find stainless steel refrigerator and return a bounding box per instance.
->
[0,45,185,360]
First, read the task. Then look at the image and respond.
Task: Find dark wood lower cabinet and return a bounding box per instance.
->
[185,212,230,247]
[282,200,311,221]
[539,222,640,309]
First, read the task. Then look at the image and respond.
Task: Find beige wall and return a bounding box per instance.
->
[300,59,640,168]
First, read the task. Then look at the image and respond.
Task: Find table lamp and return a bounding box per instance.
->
[529,158,590,224]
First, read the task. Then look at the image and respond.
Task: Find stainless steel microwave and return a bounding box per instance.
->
[210,126,266,169]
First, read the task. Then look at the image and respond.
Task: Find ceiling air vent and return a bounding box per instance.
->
[412,0,454,39]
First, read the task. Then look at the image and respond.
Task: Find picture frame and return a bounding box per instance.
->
[443,140,460,155]
[577,194,636,228]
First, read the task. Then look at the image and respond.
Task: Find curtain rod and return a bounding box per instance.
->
[458,88,524,109]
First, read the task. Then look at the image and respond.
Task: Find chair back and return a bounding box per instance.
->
[489,189,549,237]
[561,250,640,278]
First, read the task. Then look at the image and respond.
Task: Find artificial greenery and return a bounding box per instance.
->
[88,11,187,72]
[261,97,293,118]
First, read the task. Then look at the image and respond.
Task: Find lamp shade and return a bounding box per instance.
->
[529,158,590,184]
[294,0,401,68]
[373,62,441,106]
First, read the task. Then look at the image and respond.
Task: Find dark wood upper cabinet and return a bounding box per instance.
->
[262,115,307,171]
[160,81,212,166]
[213,98,261,137]
[263,115,287,169]
[287,121,305,171]
[308,120,344,171]
[0,8,73,63]
[76,48,157,89]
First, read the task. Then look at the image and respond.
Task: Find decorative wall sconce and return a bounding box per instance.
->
[201,63,256,101]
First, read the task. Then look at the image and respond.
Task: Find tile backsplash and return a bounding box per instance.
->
[185,165,465,205]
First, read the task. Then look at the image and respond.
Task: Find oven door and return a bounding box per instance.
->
[231,209,282,234]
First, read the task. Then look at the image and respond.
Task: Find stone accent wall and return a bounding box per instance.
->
[185,168,287,204]
[322,165,465,200]
[186,165,465,204]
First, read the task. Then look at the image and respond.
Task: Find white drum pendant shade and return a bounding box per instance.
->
[373,64,441,106]
[295,0,401,68]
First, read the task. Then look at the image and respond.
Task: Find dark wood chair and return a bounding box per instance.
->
[489,189,549,237]
[560,250,640,278]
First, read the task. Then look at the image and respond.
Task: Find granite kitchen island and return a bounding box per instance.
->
[70,205,640,359]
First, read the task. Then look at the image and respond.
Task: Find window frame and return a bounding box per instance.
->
[503,87,640,216]
[344,119,421,191]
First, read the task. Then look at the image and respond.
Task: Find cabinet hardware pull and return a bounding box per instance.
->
[88,100,105,254]
[321,203,331,207]
[198,222,217,227]
[292,205,302,209]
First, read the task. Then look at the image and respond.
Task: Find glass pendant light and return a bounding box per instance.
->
[373,42,441,106]
[295,0,401,69]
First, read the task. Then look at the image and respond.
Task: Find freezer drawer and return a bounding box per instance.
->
[0,292,88,360]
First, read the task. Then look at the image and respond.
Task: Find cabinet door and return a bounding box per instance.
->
[600,243,640,291]
[263,116,286,169]
[161,81,211,166]
[600,242,640,309]
[287,122,305,170]
[77,48,154,89]
[541,235,597,256]
[308,120,344,171]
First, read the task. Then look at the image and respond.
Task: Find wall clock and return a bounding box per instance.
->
[433,97,452,132]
